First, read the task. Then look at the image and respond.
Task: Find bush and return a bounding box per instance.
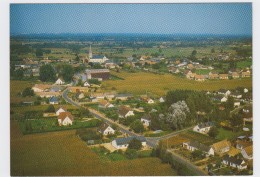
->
[128,138,142,150]
[22,87,34,97]
[125,149,138,159]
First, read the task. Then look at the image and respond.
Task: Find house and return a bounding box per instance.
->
[241,145,253,160]
[116,93,133,101]
[219,74,229,80]
[49,85,64,92]
[241,72,250,78]
[111,136,146,149]
[234,102,240,107]
[76,92,85,99]
[147,98,154,104]
[159,97,165,103]
[55,78,65,85]
[193,122,214,134]
[118,106,134,118]
[141,114,152,127]
[183,141,214,156]
[85,69,110,81]
[185,70,196,79]
[35,92,61,98]
[49,96,59,104]
[56,106,67,116]
[231,72,240,79]
[218,89,231,96]
[208,73,219,80]
[212,95,228,102]
[230,92,242,99]
[222,155,247,170]
[58,112,74,126]
[32,84,52,92]
[194,75,205,81]
[211,140,231,155]
[168,67,180,74]
[98,100,114,109]
[236,140,252,150]
[83,81,90,87]
[98,123,115,135]
[244,88,248,93]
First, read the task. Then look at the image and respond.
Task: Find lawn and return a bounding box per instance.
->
[18,118,101,134]
[11,121,176,176]
[10,80,35,103]
[216,127,251,141]
[237,60,252,69]
[103,70,252,96]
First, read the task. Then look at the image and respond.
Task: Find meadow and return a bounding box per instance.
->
[103,70,252,96]
[11,121,176,176]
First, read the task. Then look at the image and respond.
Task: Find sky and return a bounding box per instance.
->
[10,3,252,36]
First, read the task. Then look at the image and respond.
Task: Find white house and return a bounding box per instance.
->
[183,141,215,156]
[147,98,154,104]
[221,97,228,102]
[58,112,74,126]
[193,122,214,134]
[222,155,247,170]
[159,97,165,103]
[84,81,90,87]
[234,102,241,107]
[98,123,115,135]
[111,136,146,149]
[118,106,134,118]
[32,84,51,92]
[244,88,248,93]
[141,114,152,127]
[56,106,67,116]
[241,146,253,160]
[55,78,65,85]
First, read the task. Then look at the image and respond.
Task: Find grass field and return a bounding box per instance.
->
[103,70,252,96]
[11,121,176,176]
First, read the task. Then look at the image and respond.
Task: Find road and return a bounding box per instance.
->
[62,88,208,175]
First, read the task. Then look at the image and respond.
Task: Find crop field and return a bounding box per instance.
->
[103,70,252,96]
[161,135,189,148]
[10,80,34,103]
[11,121,176,176]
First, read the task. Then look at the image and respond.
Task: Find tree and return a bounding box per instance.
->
[208,126,219,138]
[39,64,56,82]
[130,120,144,133]
[191,50,197,56]
[59,64,74,82]
[211,48,215,53]
[164,101,190,130]
[14,68,24,80]
[128,138,142,150]
[36,48,43,57]
[125,149,138,159]
[74,54,80,62]
[191,149,204,159]
[79,108,91,118]
[230,113,243,132]
[22,87,34,97]
[45,105,55,113]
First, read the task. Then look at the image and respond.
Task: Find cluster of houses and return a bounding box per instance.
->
[188,121,253,171]
[55,106,74,126]
[177,69,251,82]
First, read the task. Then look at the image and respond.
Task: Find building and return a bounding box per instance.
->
[194,75,205,81]
[35,92,61,98]
[183,141,214,156]
[85,69,110,81]
[56,106,67,116]
[118,106,134,118]
[98,100,114,109]
[32,84,52,92]
[211,140,231,155]
[193,122,214,134]
[241,145,253,160]
[98,123,115,135]
[159,97,165,103]
[55,78,65,85]
[116,93,133,101]
[49,96,59,104]
[141,114,152,127]
[58,112,74,126]
[241,72,250,78]
[231,72,240,79]
[219,74,229,80]
[87,45,109,64]
[222,155,247,170]
[111,136,146,149]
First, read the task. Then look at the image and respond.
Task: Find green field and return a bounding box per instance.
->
[103,70,252,96]
[11,121,176,176]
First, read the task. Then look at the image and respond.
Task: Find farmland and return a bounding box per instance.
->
[11,121,176,176]
[103,70,252,96]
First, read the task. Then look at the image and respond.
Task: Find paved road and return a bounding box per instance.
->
[62,88,207,175]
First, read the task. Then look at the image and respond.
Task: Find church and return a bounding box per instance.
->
[87,45,109,64]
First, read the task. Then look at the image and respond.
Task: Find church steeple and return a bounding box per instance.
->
[89,45,93,59]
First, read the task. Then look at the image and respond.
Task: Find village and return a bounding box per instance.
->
[10,41,253,176]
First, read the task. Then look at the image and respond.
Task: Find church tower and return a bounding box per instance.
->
[89,45,93,59]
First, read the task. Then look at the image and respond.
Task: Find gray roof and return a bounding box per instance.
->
[223,155,245,165]
[114,136,146,146]
[198,122,214,129]
[188,140,211,152]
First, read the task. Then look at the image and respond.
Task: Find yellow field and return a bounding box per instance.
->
[104,71,252,96]
[11,121,176,176]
